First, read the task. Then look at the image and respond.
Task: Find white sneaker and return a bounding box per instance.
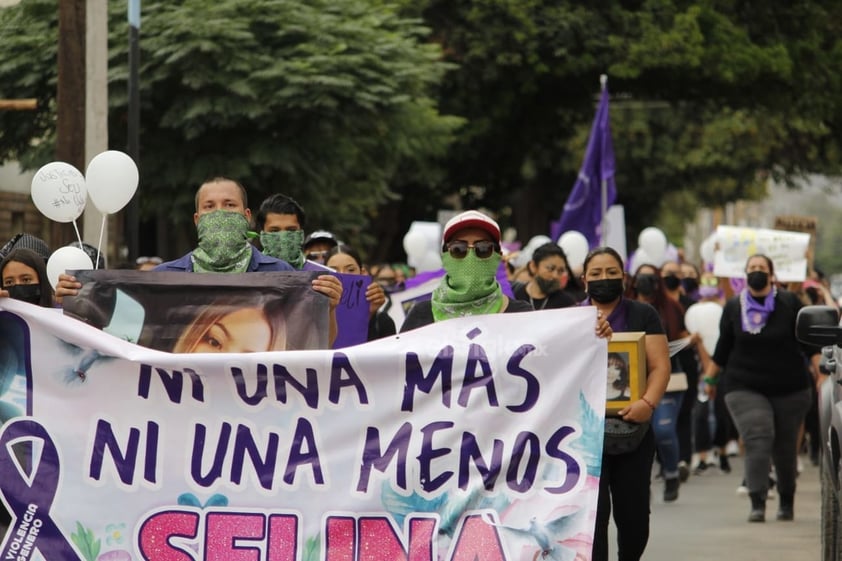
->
[736,484,748,496]
[726,440,740,457]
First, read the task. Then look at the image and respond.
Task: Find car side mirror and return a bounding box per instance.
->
[796,305,841,346]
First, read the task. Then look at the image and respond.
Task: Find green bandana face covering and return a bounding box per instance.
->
[431,251,503,321]
[259,230,305,269]
[191,210,252,273]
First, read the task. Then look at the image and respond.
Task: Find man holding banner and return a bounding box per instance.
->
[55,178,343,344]
[0,293,609,561]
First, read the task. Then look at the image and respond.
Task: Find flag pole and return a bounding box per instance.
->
[599,74,608,246]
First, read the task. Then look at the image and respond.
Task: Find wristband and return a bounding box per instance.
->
[641,396,656,410]
[703,376,718,386]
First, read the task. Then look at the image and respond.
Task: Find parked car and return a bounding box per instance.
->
[796,305,842,561]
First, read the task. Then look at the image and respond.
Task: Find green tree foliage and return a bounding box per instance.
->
[0,0,59,168]
[3,1,842,257]
[405,0,842,245]
[0,0,461,253]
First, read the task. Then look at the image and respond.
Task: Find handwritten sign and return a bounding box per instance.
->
[774,215,818,275]
[713,225,810,282]
[332,272,373,348]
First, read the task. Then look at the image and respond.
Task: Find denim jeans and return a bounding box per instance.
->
[652,390,684,478]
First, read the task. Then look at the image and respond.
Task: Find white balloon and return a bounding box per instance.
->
[46,247,94,289]
[557,231,589,270]
[30,162,87,223]
[511,235,552,268]
[85,150,139,214]
[699,234,717,264]
[415,252,443,273]
[629,247,653,272]
[403,229,429,259]
[638,227,667,265]
[685,302,723,355]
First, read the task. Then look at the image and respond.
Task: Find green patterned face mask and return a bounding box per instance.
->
[259,230,305,269]
[191,210,252,273]
[431,250,503,321]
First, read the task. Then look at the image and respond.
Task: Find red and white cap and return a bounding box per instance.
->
[442,210,501,244]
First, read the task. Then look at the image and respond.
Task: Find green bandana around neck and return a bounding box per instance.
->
[191,210,252,273]
[259,230,305,269]
[431,251,504,321]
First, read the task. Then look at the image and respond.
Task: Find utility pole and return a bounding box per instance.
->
[84,0,108,257]
[56,0,86,248]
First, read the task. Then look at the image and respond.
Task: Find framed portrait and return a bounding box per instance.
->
[606,332,647,414]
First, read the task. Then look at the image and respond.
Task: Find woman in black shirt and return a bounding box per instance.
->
[581,247,670,561]
[703,254,818,522]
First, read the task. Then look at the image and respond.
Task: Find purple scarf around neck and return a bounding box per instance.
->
[740,287,776,334]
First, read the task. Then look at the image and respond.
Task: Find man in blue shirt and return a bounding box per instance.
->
[56,178,342,343]
[156,177,294,273]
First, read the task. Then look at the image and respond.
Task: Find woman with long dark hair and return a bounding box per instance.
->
[627,262,694,501]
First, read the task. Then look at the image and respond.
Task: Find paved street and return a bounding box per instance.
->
[609,454,821,561]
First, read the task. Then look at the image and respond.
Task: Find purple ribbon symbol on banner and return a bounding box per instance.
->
[0,419,81,560]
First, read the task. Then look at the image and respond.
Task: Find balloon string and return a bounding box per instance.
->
[72,220,83,247]
[96,215,106,270]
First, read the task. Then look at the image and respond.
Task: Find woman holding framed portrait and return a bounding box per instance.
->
[580,246,670,561]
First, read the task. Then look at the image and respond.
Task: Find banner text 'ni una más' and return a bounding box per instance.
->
[0,298,606,561]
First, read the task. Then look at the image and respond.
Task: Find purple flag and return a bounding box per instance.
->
[551,84,616,247]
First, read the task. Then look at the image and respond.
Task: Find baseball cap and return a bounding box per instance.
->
[303,230,338,250]
[442,210,501,244]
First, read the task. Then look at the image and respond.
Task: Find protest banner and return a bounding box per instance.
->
[712,225,810,282]
[0,298,606,561]
[61,271,330,352]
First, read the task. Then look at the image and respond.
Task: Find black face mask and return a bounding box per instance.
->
[634,274,658,296]
[7,284,41,305]
[682,277,699,293]
[587,278,624,304]
[662,274,681,291]
[534,276,561,295]
[746,271,769,291]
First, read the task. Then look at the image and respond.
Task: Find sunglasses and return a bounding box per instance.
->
[444,240,499,260]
